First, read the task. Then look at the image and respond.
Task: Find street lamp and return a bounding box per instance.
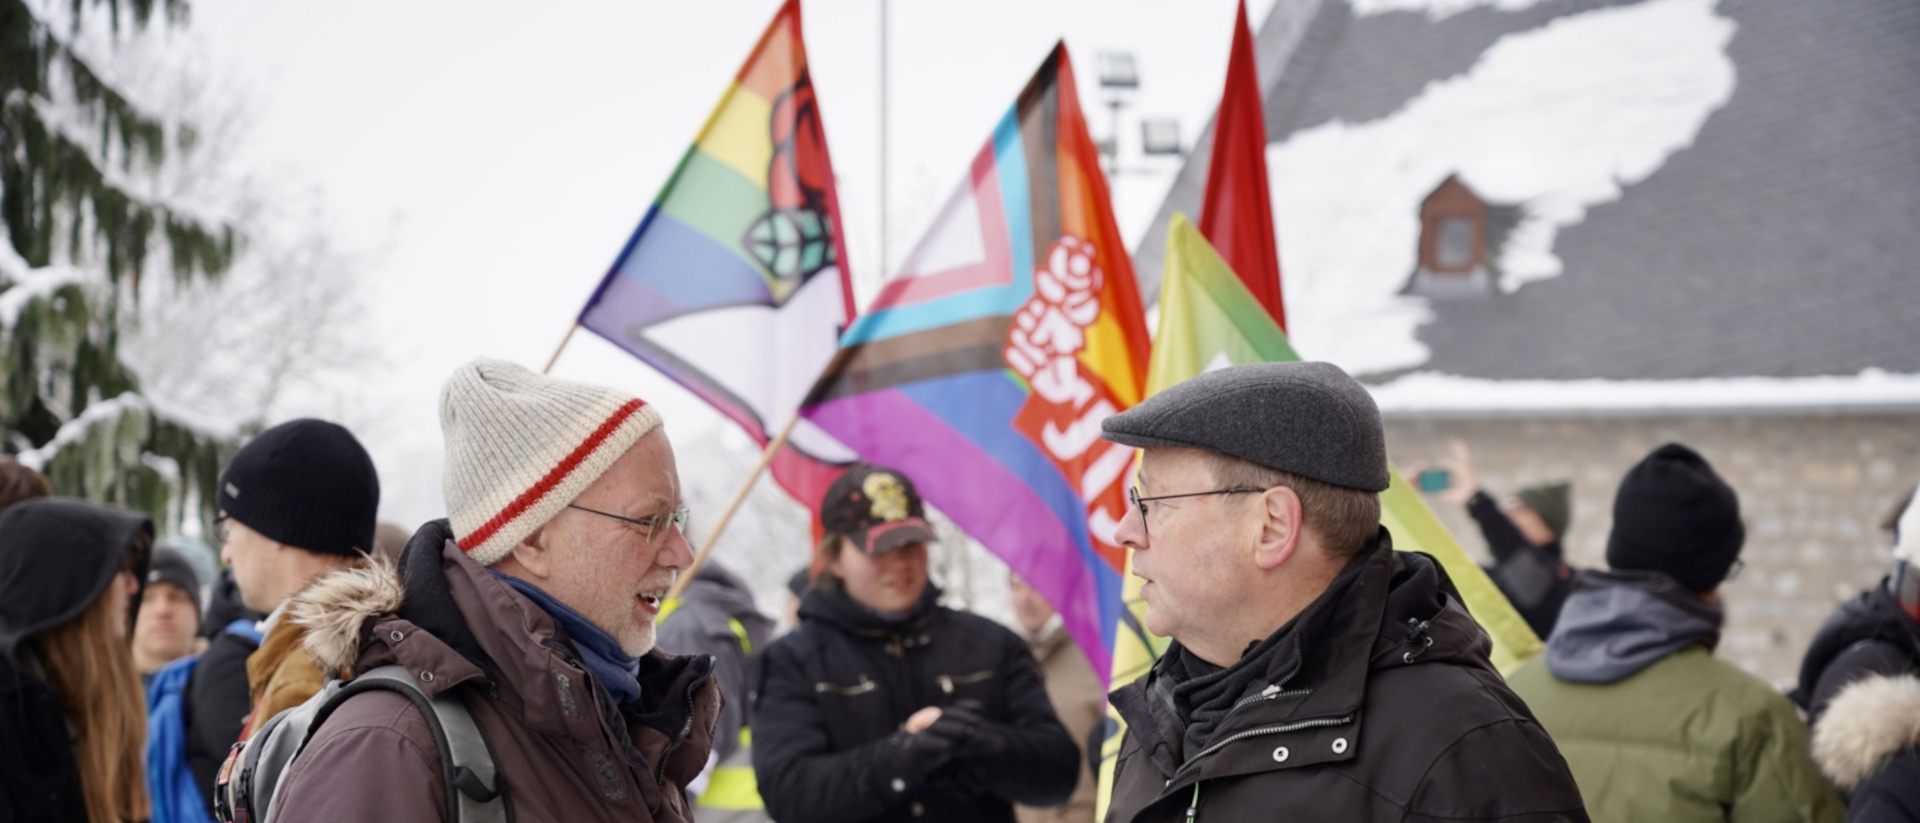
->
[1096,51,1138,174]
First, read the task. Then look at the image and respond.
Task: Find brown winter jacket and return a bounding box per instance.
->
[240,616,327,740]
[270,520,721,822]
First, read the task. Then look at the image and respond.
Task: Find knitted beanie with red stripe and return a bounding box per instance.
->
[440,358,662,566]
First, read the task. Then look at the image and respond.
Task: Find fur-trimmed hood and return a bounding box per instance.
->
[290,555,404,678]
[1813,673,1920,791]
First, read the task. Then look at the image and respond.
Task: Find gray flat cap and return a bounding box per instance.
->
[1101,361,1389,492]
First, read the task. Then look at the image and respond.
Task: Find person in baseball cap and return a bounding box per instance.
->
[265,358,719,822]
[1099,361,1586,822]
[751,463,1080,822]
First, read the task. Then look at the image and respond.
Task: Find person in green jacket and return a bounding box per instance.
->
[1508,443,1843,823]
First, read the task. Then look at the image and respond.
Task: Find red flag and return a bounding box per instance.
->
[1197,0,1286,330]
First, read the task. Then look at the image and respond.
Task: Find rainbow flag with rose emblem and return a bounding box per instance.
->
[799,43,1151,682]
[578,0,851,507]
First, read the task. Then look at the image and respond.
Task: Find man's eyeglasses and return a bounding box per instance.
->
[214,514,232,543]
[1127,486,1268,538]
[567,504,689,544]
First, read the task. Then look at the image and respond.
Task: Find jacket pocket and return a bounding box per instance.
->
[935,668,995,697]
[814,674,878,696]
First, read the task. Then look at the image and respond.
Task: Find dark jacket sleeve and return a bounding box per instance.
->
[1406,717,1590,822]
[655,605,750,763]
[1809,639,1910,727]
[1466,491,1534,564]
[750,640,917,822]
[1846,747,1920,823]
[188,631,258,814]
[953,633,1080,806]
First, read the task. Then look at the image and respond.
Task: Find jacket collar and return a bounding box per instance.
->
[290,519,719,786]
[799,582,941,635]
[1543,569,1722,684]
[1111,528,1494,788]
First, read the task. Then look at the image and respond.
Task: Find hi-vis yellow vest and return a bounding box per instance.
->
[658,600,768,822]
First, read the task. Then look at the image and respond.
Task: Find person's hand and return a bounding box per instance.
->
[903,705,942,734]
[1439,439,1478,505]
[1401,459,1433,492]
[920,699,1007,759]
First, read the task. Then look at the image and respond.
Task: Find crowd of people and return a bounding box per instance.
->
[1,357,1915,822]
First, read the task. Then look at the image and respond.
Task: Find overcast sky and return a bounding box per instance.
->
[180,0,1278,525]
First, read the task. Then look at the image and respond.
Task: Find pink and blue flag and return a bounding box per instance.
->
[800,44,1151,682]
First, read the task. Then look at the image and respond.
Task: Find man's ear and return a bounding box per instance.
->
[501,524,556,580]
[1251,486,1303,572]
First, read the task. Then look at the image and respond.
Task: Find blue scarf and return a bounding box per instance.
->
[492,572,642,704]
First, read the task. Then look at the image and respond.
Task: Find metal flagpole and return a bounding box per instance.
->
[878,0,889,278]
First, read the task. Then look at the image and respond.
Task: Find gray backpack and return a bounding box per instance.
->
[215,664,506,823]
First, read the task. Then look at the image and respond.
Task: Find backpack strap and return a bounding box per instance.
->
[294,665,505,823]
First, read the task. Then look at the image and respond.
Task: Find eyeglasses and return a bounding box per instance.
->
[214,514,232,543]
[1127,485,1268,538]
[567,504,689,544]
[1724,557,1745,583]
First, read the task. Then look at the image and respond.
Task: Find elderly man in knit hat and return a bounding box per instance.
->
[1507,443,1842,823]
[1100,361,1586,823]
[271,358,717,822]
[180,417,381,815]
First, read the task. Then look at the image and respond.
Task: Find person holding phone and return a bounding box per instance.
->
[1412,439,1575,639]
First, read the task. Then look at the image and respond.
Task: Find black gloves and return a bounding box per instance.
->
[920,699,1008,759]
[888,725,959,789]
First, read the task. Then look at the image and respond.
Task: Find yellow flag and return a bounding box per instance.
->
[1094,216,1540,820]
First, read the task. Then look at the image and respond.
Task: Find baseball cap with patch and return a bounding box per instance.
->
[820,464,937,556]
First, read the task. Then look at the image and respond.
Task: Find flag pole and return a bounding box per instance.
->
[542,323,580,375]
[666,413,803,601]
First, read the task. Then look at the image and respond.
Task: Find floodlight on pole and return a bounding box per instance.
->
[1140,118,1182,156]
[1096,51,1138,175]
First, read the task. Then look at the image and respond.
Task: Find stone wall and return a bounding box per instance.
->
[1384,412,1920,687]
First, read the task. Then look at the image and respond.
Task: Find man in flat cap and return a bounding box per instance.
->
[1100,362,1587,823]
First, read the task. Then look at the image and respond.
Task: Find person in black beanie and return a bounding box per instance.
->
[1507,443,1841,823]
[133,546,204,683]
[178,417,381,815]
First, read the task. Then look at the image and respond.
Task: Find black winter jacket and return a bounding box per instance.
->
[1809,672,1920,821]
[1466,491,1572,639]
[1793,581,1920,727]
[750,584,1079,823]
[0,653,86,823]
[186,628,257,814]
[1106,530,1587,823]
[0,498,153,823]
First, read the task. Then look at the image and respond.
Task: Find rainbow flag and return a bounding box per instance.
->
[799,43,1151,682]
[578,0,851,505]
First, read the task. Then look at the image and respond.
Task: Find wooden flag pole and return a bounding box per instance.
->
[542,323,581,375]
[666,413,803,602]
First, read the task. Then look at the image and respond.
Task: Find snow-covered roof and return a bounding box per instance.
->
[1136,0,1920,385]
